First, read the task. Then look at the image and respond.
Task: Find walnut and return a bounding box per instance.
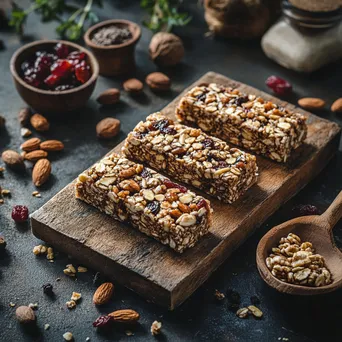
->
[149,32,184,66]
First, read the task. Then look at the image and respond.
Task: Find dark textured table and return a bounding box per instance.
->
[0,1,341,341]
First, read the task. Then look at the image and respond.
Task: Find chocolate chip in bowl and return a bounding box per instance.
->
[84,19,141,76]
[10,40,99,114]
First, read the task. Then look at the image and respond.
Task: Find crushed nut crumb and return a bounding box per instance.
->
[71,292,81,301]
[214,289,225,301]
[44,323,50,330]
[77,266,88,273]
[28,303,38,310]
[151,321,162,335]
[66,300,76,309]
[63,332,73,341]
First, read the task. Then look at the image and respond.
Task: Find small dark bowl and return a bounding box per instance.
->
[84,19,141,77]
[10,40,99,114]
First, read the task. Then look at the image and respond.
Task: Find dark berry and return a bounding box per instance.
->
[55,43,69,59]
[250,295,260,305]
[226,289,241,304]
[11,205,29,222]
[293,204,320,217]
[146,201,160,215]
[202,138,214,149]
[151,119,171,132]
[75,60,90,84]
[163,179,187,193]
[196,93,206,101]
[93,315,112,328]
[162,126,177,135]
[234,95,249,107]
[42,283,54,295]
[140,168,151,178]
[265,76,292,96]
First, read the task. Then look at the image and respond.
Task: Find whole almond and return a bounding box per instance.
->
[96,118,120,139]
[25,150,48,162]
[97,88,120,105]
[93,282,114,305]
[16,306,36,324]
[298,98,325,110]
[331,98,342,113]
[1,150,25,169]
[21,137,41,151]
[40,140,64,151]
[146,72,171,91]
[108,309,140,323]
[30,113,50,131]
[123,78,144,94]
[18,107,31,126]
[32,158,51,187]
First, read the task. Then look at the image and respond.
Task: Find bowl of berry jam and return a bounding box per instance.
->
[84,19,141,77]
[10,40,99,113]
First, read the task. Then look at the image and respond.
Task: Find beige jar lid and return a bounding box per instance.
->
[289,0,342,12]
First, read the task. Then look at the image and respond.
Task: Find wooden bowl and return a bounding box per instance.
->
[10,40,99,114]
[84,19,141,77]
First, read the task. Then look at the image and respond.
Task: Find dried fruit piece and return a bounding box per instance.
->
[93,282,114,305]
[108,309,140,323]
[331,98,342,113]
[96,118,120,139]
[298,98,325,110]
[21,138,41,152]
[55,43,69,58]
[146,72,171,91]
[12,205,29,222]
[32,159,51,187]
[97,88,120,105]
[16,306,36,324]
[40,140,64,151]
[93,315,112,328]
[123,78,144,94]
[292,204,320,217]
[1,150,25,170]
[265,76,292,96]
[163,179,187,193]
[30,114,50,132]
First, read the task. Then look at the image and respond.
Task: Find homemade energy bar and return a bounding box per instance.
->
[122,113,258,203]
[75,153,212,253]
[176,83,307,162]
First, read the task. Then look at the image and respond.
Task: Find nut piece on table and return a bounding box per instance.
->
[93,282,114,305]
[298,97,325,110]
[331,98,342,113]
[146,72,171,91]
[25,150,48,162]
[40,140,64,151]
[63,332,73,341]
[15,306,36,324]
[18,107,31,126]
[96,118,120,139]
[21,127,32,137]
[123,78,144,94]
[30,114,50,132]
[1,150,25,170]
[149,32,184,66]
[21,137,41,152]
[32,158,51,187]
[97,88,120,105]
[0,235,6,250]
[108,309,140,323]
[151,320,162,335]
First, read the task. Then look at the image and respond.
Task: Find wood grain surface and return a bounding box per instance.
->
[31,72,341,309]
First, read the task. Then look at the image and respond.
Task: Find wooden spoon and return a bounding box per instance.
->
[256,191,342,295]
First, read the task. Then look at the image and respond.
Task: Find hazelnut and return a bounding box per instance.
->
[96,118,121,139]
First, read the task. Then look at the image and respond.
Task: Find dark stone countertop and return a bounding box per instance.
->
[0,1,341,341]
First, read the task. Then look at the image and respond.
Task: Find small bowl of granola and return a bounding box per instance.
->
[84,19,141,76]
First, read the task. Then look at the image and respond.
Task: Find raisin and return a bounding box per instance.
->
[93,315,112,328]
[140,168,151,178]
[11,205,29,222]
[202,138,215,149]
[217,161,228,169]
[196,93,206,101]
[147,201,160,215]
[292,204,320,217]
[234,95,249,107]
[265,76,292,96]
[161,126,176,135]
[163,179,187,193]
[42,283,54,295]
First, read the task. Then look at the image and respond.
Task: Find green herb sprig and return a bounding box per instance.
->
[10,0,102,41]
[141,0,191,33]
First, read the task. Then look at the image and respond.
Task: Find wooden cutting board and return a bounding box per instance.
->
[31,72,341,309]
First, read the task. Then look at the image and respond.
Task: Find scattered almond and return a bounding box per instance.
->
[108,309,140,323]
[21,137,41,151]
[96,118,120,139]
[40,140,64,151]
[15,306,36,324]
[1,150,25,170]
[30,113,50,131]
[298,97,325,110]
[18,108,31,126]
[93,282,114,305]
[97,88,120,105]
[123,78,144,94]
[146,72,171,91]
[25,150,48,162]
[32,159,51,187]
[331,98,342,113]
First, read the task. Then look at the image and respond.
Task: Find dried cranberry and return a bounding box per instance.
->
[51,59,73,78]
[140,168,151,178]
[44,74,60,88]
[146,201,160,215]
[265,76,292,96]
[42,283,53,295]
[54,43,69,58]
[163,179,187,193]
[75,60,90,84]
[202,138,214,149]
[24,74,41,88]
[293,204,320,217]
[93,315,112,328]
[67,51,86,61]
[11,205,29,222]
[196,199,208,211]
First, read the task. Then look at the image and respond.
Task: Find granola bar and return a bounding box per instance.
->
[122,113,258,203]
[75,153,212,253]
[176,83,307,162]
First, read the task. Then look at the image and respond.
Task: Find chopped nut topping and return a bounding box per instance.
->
[66,300,76,309]
[214,289,225,301]
[71,292,81,301]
